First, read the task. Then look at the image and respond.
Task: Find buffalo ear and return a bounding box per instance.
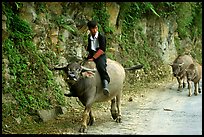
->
[189,63,195,68]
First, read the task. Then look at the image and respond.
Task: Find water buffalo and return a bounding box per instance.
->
[186,61,202,97]
[169,54,194,91]
[54,58,143,133]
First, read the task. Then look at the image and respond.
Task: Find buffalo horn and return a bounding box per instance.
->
[81,66,97,72]
[54,63,68,69]
[178,62,184,66]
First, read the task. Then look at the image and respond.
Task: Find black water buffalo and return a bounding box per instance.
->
[186,61,202,96]
[54,58,143,133]
[170,54,194,91]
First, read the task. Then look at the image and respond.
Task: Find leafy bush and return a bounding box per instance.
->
[2,3,65,119]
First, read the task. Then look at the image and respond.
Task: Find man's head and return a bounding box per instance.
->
[87,20,97,29]
[87,20,98,36]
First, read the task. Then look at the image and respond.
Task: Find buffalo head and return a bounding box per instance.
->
[185,63,196,81]
[54,61,96,84]
[170,62,184,77]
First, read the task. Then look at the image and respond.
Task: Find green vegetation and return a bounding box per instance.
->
[91,2,158,70]
[35,2,47,14]
[2,2,65,124]
[92,2,114,34]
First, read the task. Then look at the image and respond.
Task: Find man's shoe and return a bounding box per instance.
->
[103,88,110,96]
[103,80,110,96]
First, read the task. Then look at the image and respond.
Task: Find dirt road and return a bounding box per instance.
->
[79,80,202,135]
[12,79,201,135]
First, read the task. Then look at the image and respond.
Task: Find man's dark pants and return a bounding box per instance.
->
[94,54,110,83]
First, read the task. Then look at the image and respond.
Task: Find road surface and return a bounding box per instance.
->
[81,80,202,135]
[11,79,201,135]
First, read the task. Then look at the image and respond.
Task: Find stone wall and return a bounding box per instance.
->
[3,2,187,65]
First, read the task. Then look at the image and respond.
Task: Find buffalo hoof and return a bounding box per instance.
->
[112,114,118,120]
[103,88,110,96]
[194,92,198,96]
[111,110,118,120]
[198,88,201,93]
[116,116,122,123]
[177,87,182,92]
[79,125,87,133]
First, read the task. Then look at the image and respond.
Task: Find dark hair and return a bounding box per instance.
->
[87,20,98,29]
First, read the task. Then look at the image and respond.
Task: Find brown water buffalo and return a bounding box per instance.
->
[170,54,194,91]
[186,61,202,97]
[54,58,143,133]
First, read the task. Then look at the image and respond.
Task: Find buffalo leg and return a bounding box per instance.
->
[116,93,122,123]
[177,77,182,91]
[88,109,95,126]
[194,82,199,96]
[187,80,192,97]
[79,106,91,133]
[183,76,187,88]
[198,81,201,93]
[110,97,118,120]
